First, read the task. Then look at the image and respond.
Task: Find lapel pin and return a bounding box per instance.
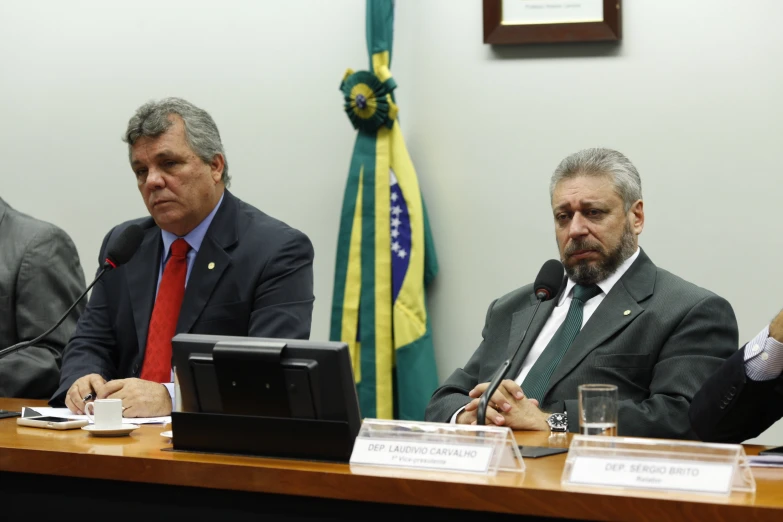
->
[623,310,631,316]
[208,262,215,270]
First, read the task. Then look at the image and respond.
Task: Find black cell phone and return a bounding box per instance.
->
[0,410,21,419]
[758,445,783,456]
[518,446,569,458]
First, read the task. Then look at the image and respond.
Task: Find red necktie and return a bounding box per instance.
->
[141,238,190,383]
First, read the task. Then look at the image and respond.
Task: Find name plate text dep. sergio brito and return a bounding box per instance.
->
[567,456,735,494]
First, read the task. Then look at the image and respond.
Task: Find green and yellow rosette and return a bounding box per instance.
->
[340,66,398,133]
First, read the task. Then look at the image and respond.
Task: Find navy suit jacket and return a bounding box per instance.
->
[689,346,783,443]
[51,190,314,404]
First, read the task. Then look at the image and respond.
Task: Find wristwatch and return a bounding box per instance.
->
[547,412,568,432]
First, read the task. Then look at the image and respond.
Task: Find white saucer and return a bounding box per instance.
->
[160,430,173,439]
[82,423,140,437]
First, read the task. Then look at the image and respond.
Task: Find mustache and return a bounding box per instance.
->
[564,239,606,257]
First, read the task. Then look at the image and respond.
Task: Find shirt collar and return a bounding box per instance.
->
[558,247,641,305]
[160,193,224,259]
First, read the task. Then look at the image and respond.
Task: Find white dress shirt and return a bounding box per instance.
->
[451,248,641,423]
[514,248,640,385]
[743,325,783,381]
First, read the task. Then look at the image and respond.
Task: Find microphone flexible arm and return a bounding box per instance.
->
[476,293,547,425]
[0,265,108,359]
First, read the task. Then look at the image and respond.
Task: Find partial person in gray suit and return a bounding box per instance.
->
[425,148,738,439]
[0,197,86,398]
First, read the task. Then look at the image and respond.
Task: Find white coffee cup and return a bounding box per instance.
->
[84,399,123,429]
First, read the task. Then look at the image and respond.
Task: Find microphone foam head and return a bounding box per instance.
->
[105,224,144,268]
[534,259,565,300]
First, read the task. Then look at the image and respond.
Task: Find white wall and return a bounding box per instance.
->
[1,0,781,444]
[392,0,783,445]
[0,0,367,350]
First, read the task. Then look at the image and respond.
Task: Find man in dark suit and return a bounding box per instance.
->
[689,310,783,443]
[425,148,738,439]
[52,97,314,417]
[0,197,86,398]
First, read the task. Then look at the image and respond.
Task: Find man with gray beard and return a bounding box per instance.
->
[425,148,737,439]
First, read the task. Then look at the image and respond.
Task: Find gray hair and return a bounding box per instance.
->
[122,97,230,187]
[549,148,641,212]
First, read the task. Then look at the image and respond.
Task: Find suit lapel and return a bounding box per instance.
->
[506,278,566,378]
[0,198,8,228]
[127,227,163,356]
[176,190,238,333]
[544,250,656,396]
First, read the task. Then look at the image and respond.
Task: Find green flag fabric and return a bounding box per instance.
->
[330,0,439,421]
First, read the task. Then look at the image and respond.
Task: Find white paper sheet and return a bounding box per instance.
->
[22,406,170,425]
[747,454,783,468]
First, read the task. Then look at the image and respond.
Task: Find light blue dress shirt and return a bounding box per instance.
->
[157,193,224,294]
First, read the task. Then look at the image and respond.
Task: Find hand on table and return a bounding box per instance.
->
[65,373,106,414]
[98,378,172,417]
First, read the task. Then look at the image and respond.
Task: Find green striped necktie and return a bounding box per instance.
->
[521,284,602,403]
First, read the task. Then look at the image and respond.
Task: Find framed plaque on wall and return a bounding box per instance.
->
[483,0,622,45]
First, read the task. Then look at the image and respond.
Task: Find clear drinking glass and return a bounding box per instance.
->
[578,384,618,436]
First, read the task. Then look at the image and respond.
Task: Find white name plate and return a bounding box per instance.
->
[568,457,735,494]
[350,438,494,474]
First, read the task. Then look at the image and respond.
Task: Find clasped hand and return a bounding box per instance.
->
[65,374,172,417]
[457,379,549,430]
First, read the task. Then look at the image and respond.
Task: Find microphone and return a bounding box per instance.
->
[532,258,565,301]
[477,259,564,425]
[0,224,144,359]
[103,224,144,269]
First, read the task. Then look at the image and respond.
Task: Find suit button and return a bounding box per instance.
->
[133,363,140,374]
[729,386,737,393]
[720,404,726,410]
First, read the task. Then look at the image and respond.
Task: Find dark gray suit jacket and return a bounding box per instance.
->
[0,197,86,398]
[689,346,783,443]
[51,190,314,404]
[425,249,738,439]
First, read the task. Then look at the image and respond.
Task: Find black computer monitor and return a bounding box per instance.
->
[170,333,362,461]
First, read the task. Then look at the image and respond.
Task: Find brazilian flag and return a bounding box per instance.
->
[330,0,439,421]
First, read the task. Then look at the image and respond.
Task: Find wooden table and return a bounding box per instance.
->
[0,398,780,521]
